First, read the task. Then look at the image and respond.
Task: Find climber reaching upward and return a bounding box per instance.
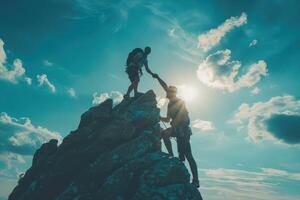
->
[153,74,200,188]
[124,47,156,99]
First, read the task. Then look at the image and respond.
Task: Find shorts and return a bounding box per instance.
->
[161,125,192,158]
[126,68,140,83]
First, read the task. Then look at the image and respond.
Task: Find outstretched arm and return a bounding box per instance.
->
[144,62,154,76]
[154,74,169,92]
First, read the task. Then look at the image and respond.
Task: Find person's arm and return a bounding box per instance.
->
[144,61,154,76]
[154,74,169,92]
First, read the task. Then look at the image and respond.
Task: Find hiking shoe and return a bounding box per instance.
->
[192,179,200,188]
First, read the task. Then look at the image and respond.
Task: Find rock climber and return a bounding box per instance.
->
[124,47,156,99]
[153,74,200,188]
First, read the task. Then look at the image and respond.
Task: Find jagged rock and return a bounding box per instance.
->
[9,90,202,200]
[32,139,58,167]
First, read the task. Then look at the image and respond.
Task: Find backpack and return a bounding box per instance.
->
[126,48,144,66]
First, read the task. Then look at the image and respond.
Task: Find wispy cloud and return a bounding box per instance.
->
[73,0,140,32]
[92,91,123,106]
[249,39,258,47]
[233,95,300,144]
[24,77,32,86]
[43,60,53,67]
[197,49,267,92]
[37,74,56,93]
[67,88,76,98]
[0,39,32,85]
[251,87,260,95]
[192,119,215,131]
[198,13,247,51]
[200,167,300,200]
[146,4,199,56]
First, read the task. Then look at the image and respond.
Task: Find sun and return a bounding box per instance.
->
[177,85,199,102]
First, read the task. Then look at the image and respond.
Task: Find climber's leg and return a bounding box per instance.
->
[124,83,134,98]
[134,81,138,94]
[125,70,140,98]
[186,152,199,188]
[177,135,199,187]
[177,137,185,162]
[181,136,199,188]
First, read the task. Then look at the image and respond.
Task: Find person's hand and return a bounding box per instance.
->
[152,73,159,79]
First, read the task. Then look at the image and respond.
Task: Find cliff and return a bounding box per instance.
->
[9,90,202,200]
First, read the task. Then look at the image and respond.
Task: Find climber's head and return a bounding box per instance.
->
[144,46,151,55]
[166,86,177,99]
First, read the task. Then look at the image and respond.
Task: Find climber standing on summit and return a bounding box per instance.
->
[153,74,200,188]
[124,47,156,99]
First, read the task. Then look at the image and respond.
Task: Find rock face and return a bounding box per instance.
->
[9,90,202,200]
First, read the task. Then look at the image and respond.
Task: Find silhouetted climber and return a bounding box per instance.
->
[153,74,200,188]
[124,47,155,98]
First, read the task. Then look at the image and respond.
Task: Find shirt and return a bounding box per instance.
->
[167,98,190,127]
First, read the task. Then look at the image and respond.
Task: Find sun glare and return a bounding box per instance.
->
[177,85,199,102]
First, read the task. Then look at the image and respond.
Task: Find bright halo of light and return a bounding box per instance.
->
[177,85,199,102]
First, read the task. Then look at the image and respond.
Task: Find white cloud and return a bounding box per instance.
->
[198,13,247,51]
[0,112,62,154]
[0,58,25,83]
[37,74,56,93]
[251,87,260,95]
[156,96,167,109]
[0,112,61,181]
[233,95,300,144]
[92,91,123,106]
[201,167,300,200]
[0,39,6,63]
[197,49,267,92]
[237,61,268,88]
[0,38,31,85]
[167,28,176,38]
[24,77,32,86]
[261,168,300,181]
[249,39,258,47]
[192,119,215,131]
[43,60,53,67]
[67,88,76,98]
[261,168,289,177]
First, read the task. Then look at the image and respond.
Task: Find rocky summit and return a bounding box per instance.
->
[8,90,203,200]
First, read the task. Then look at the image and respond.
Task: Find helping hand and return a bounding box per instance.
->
[152,73,159,79]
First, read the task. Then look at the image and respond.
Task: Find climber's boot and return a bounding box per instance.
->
[192,179,200,188]
[123,94,130,99]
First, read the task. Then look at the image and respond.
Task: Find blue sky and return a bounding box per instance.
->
[1,0,300,199]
